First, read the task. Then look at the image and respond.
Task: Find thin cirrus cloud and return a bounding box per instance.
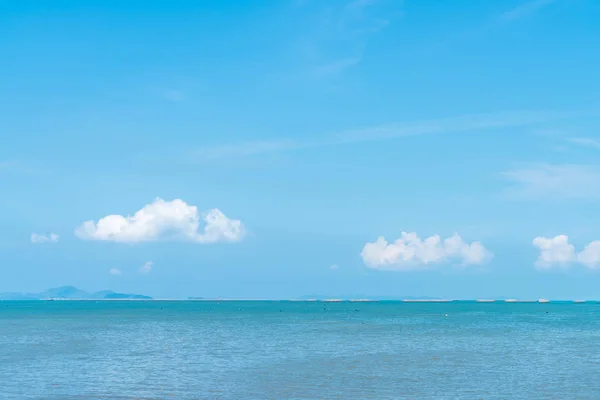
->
[314,57,362,76]
[31,232,60,244]
[499,0,557,21]
[193,110,567,161]
[567,137,600,150]
[109,268,122,276]
[75,198,244,244]
[1,160,50,177]
[502,163,600,200]
[360,232,492,271]
[533,235,600,270]
[300,0,393,77]
[139,261,153,274]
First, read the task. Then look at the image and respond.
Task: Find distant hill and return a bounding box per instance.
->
[0,286,152,300]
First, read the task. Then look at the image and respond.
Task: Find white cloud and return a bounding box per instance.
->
[533,235,600,270]
[360,232,492,270]
[502,163,600,200]
[31,232,60,244]
[109,268,122,276]
[532,235,576,269]
[329,264,340,270]
[139,261,153,274]
[577,241,600,269]
[75,198,244,244]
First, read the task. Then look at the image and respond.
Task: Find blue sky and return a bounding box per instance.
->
[1,0,600,299]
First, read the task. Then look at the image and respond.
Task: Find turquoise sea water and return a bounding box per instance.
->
[2,301,600,399]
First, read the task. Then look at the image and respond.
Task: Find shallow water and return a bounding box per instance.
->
[1,301,600,399]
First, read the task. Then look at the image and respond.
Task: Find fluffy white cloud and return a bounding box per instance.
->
[532,235,576,269]
[109,268,122,276]
[578,241,600,269]
[361,232,492,270]
[75,198,244,244]
[31,232,59,244]
[533,235,600,269]
[139,261,153,274]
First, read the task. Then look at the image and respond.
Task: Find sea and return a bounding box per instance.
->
[1,300,600,399]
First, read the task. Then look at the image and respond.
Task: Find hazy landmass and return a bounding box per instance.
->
[0,286,152,300]
[0,288,542,301]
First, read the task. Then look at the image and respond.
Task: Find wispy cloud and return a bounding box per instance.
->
[109,268,122,276]
[343,0,391,36]
[315,57,362,76]
[31,233,60,244]
[529,128,600,151]
[193,109,571,161]
[0,161,49,177]
[300,0,397,76]
[567,137,600,150]
[531,128,570,137]
[193,140,301,162]
[139,261,153,274]
[500,0,557,21]
[502,163,600,200]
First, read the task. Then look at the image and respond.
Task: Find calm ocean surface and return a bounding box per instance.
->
[2,301,600,399]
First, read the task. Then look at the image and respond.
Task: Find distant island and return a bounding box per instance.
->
[0,286,152,300]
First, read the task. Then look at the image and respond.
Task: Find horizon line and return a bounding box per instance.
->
[3,298,596,303]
